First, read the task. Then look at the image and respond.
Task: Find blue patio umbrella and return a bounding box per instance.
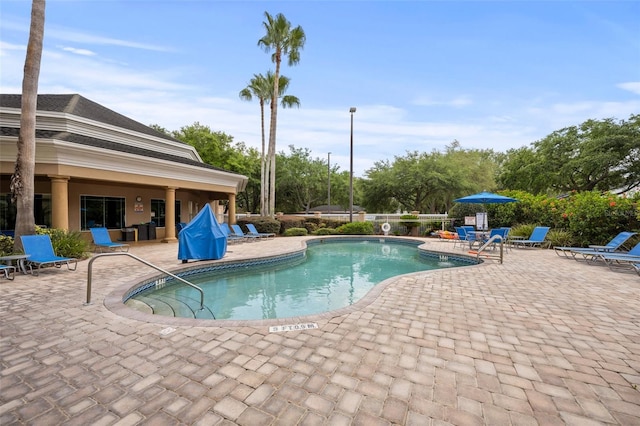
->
[453,191,518,230]
[454,191,518,204]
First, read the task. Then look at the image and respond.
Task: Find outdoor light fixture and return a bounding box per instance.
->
[349,107,356,222]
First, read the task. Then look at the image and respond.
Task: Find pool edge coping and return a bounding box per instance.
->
[103,235,483,328]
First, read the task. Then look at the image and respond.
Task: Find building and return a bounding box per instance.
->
[0,94,248,242]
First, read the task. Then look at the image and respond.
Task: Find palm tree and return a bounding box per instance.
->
[258,12,306,217]
[11,0,45,251]
[239,71,300,216]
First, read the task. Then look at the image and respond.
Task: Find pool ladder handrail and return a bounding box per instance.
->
[85,252,206,313]
[468,234,504,264]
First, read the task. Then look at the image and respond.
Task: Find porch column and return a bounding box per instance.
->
[162,186,177,243]
[209,201,222,224]
[228,193,237,225]
[50,176,69,230]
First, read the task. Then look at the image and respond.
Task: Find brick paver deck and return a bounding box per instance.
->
[1,237,639,425]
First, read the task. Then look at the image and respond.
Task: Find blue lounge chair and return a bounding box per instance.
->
[21,235,77,275]
[453,226,471,248]
[220,223,245,243]
[602,256,640,274]
[511,226,551,249]
[0,264,15,280]
[555,231,636,259]
[587,242,640,264]
[481,228,510,250]
[593,243,640,274]
[90,227,129,252]
[245,223,275,238]
[231,224,261,241]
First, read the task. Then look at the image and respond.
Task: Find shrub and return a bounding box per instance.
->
[304,222,318,233]
[509,224,537,238]
[561,191,639,246]
[0,235,14,256]
[546,229,574,248]
[336,222,374,235]
[398,214,419,227]
[314,228,337,235]
[277,216,347,235]
[36,226,91,259]
[278,216,306,234]
[237,217,280,235]
[283,227,308,237]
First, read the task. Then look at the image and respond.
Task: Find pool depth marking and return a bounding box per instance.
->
[269,323,319,333]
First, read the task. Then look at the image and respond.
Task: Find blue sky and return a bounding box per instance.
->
[1,1,638,176]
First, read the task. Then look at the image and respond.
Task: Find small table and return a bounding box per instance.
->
[0,254,30,274]
[467,231,488,249]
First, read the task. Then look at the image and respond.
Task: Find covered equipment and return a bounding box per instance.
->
[178,204,227,261]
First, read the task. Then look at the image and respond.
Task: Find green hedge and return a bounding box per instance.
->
[236,217,281,235]
[336,221,374,235]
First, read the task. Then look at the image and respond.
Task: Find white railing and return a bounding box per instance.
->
[232,212,452,235]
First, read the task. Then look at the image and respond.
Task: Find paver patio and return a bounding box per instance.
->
[1,236,639,425]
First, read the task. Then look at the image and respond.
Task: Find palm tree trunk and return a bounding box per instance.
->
[267,55,282,217]
[259,100,266,216]
[11,0,45,252]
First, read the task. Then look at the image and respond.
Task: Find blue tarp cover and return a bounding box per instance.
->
[178,204,227,261]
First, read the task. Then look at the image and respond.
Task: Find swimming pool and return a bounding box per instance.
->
[124,238,475,321]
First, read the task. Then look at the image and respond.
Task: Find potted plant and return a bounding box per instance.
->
[399,214,420,236]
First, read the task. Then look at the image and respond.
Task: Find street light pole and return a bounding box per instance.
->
[327,152,331,211]
[349,107,356,222]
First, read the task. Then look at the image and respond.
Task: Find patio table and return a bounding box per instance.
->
[0,254,30,274]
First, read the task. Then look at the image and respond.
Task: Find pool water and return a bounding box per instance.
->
[128,239,469,320]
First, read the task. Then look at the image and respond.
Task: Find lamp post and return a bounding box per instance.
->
[327,152,331,211]
[349,107,356,222]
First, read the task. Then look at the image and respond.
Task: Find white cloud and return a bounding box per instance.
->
[45,25,174,52]
[617,82,640,95]
[0,41,25,52]
[1,22,636,178]
[60,46,96,56]
[412,95,473,108]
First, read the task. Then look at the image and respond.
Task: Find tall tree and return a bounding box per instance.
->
[239,71,300,216]
[497,115,640,195]
[360,145,498,214]
[171,123,262,213]
[258,12,306,217]
[275,146,328,213]
[11,0,45,251]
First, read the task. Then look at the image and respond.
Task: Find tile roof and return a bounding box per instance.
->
[0,127,229,172]
[0,94,179,142]
[0,94,242,175]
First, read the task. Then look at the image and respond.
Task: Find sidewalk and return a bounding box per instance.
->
[1,237,639,425]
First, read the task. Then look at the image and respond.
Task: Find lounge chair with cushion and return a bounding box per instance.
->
[21,234,78,275]
[511,226,551,249]
[231,224,261,241]
[245,223,276,238]
[0,264,16,280]
[554,231,636,259]
[90,227,129,252]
